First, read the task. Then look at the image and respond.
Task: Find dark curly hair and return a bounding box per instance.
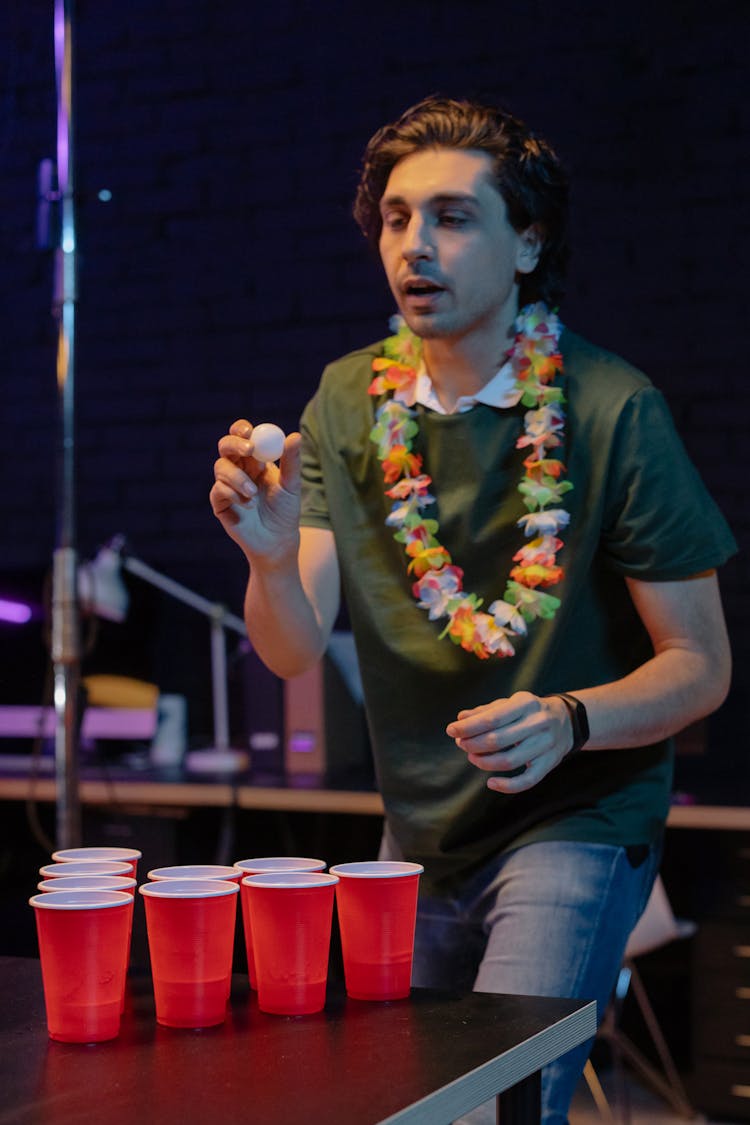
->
[353,95,570,308]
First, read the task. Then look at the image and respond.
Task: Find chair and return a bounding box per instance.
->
[583,875,697,1122]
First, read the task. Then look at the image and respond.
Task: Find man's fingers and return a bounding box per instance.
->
[217,433,253,460]
[228,418,253,438]
[210,479,246,516]
[448,693,546,744]
[487,758,548,794]
[277,432,302,494]
[213,457,257,499]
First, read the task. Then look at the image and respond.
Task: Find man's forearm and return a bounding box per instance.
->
[572,573,731,751]
[244,557,329,679]
[573,643,730,751]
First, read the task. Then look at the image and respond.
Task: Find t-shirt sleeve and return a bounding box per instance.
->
[299,391,332,530]
[600,385,737,579]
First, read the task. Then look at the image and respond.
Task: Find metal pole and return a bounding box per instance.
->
[51,0,81,848]
[210,614,230,754]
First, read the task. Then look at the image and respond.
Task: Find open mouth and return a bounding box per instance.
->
[404,281,444,298]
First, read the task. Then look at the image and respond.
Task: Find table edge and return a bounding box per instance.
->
[377,1000,597,1124]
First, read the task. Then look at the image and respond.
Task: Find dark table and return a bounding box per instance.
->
[0,956,595,1125]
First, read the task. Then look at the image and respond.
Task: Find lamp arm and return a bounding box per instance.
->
[121,556,247,636]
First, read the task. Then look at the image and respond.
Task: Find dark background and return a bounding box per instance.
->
[1,1,747,793]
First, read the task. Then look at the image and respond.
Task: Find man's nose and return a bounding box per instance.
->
[402,216,434,261]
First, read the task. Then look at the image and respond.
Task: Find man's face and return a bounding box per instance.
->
[378,147,538,346]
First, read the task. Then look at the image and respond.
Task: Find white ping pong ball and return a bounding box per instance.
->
[250,423,286,463]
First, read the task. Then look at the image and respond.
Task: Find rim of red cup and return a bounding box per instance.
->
[39,861,134,879]
[29,890,134,910]
[328,861,425,879]
[139,878,239,899]
[147,864,242,881]
[51,847,142,863]
[37,876,137,893]
[243,872,339,889]
[234,856,327,873]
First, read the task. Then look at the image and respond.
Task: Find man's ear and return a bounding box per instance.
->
[517,226,543,274]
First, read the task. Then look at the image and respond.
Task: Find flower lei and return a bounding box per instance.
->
[367,302,572,660]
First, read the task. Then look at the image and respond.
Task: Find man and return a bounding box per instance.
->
[211,97,735,1122]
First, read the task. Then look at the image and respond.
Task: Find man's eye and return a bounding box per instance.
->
[438,212,467,227]
[383,213,408,231]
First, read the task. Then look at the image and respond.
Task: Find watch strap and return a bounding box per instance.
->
[553,692,589,758]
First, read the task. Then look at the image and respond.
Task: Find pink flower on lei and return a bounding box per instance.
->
[513,536,564,568]
[412,565,464,619]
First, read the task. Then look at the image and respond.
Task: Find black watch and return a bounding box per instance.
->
[553,693,589,758]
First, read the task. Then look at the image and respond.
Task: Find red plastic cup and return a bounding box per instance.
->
[146,869,243,1003]
[234,856,327,878]
[244,871,338,1015]
[147,864,243,883]
[329,861,424,1001]
[235,857,327,989]
[52,847,142,879]
[38,876,138,1010]
[139,879,239,1028]
[40,860,134,880]
[38,875,137,895]
[30,890,134,1042]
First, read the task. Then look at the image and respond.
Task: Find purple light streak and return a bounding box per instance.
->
[0,599,33,625]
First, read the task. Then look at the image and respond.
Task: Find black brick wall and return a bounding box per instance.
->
[2,1,747,780]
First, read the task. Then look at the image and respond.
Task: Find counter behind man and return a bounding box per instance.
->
[210,96,736,1123]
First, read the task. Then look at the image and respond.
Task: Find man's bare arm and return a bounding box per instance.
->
[244,527,340,678]
[447,572,731,792]
[210,419,340,678]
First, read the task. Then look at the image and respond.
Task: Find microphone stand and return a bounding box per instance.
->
[47,0,82,848]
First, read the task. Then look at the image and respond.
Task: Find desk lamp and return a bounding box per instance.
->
[79,536,249,773]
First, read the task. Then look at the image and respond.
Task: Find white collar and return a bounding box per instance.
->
[413,358,522,415]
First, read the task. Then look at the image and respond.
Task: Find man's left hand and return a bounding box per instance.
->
[446,692,574,793]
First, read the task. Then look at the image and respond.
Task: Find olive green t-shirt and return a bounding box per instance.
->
[300,329,737,893]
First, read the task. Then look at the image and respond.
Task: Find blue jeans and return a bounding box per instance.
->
[380,832,660,1125]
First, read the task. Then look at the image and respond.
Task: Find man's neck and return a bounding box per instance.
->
[422,321,516,414]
